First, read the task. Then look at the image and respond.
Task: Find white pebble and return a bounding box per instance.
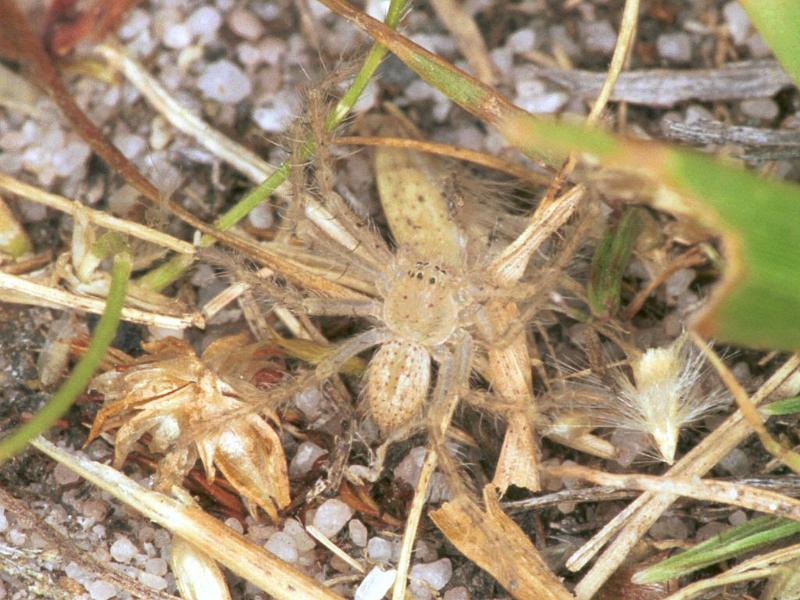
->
[138,571,167,591]
[228,8,264,41]
[81,500,108,522]
[289,441,328,477]
[410,559,452,594]
[723,1,751,45]
[145,557,168,576]
[367,537,393,562]
[224,517,245,534]
[86,580,117,600]
[258,38,286,66]
[657,32,692,63]
[394,447,427,488]
[294,387,324,420]
[113,133,146,160]
[0,131,28,151]
[252,90,299,133]
[283,518,316,553]
[7,529,26,546]
[355,567,397,600]
[665,268,695,298]
[444,587,470,600]
[52,140,91,177]
[197,60,252,104]
[313,499,353,538]
[237,42,263,66]
[579,20,617,55]
[349,519,368,547]
[119,9,151,40]
[187,6,222,38]
[265,531,300,563]
[54,463,81,485]
[507,29,536,54]
[741,98,779,121]
[0,508,7,533]
[110,537,138,563]
[163,23,192,49]
[247,202,274,229]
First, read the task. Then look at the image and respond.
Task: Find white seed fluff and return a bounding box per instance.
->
[616,334,726,464]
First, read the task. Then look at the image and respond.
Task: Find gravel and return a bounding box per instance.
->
[657,32,693,63]
[109,536,138,564]
[348,519,368,547]
[313,499,354,538]
[355,567,397,600]
[367,537,393,563]
[197,60,253,104]
[265,531,300,563]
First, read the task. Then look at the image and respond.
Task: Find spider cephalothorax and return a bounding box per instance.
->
[382,257,462,347]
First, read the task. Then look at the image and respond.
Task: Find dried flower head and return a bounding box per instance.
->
[615,334,727,464]
[86,335,290,521]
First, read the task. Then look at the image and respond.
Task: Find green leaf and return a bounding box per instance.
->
[741,0,800,87]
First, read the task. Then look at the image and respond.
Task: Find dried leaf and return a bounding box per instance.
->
[430,487,573,600]
[88,337,290,521]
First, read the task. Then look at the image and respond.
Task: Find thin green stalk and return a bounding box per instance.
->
[0,250,131,462]
[137,0,408,292]
[634,516,800,584]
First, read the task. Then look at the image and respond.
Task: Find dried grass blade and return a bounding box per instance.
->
[430,486,574,600]
[0,271,203,329]
[546,463,800,521]
[30,437,345,600]
[0,173,194,255]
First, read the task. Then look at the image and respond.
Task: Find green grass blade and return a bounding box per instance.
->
[588,207,644,318]
[762,396,800,416]
[0,250,131,462]
[741,0,800,87]
[634,516,800,584]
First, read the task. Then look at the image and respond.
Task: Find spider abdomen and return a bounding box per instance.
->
[366,340,431,433]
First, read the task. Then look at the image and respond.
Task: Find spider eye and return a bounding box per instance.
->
[429,277,436,284]
[416,272,423,280]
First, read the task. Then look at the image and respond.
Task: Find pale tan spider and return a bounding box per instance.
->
[241,119,588,492]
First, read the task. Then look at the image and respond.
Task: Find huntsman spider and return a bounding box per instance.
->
[244,118,587,493]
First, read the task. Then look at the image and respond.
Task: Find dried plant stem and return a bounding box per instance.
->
[0,271,202,329]
[95,42,280,188]
[305,525,364,573]
[545,463,800,520]
[30,437,345,600]
[392,448,437,600]
[334,135,549,184]
[0,173,195,255]
[134,0,409,291]
[429,0,495,84]
[0,251,130,462]
[570,354,800,600]
[692,332,800,473]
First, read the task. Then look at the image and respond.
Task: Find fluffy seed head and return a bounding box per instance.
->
[617,334,725,464]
